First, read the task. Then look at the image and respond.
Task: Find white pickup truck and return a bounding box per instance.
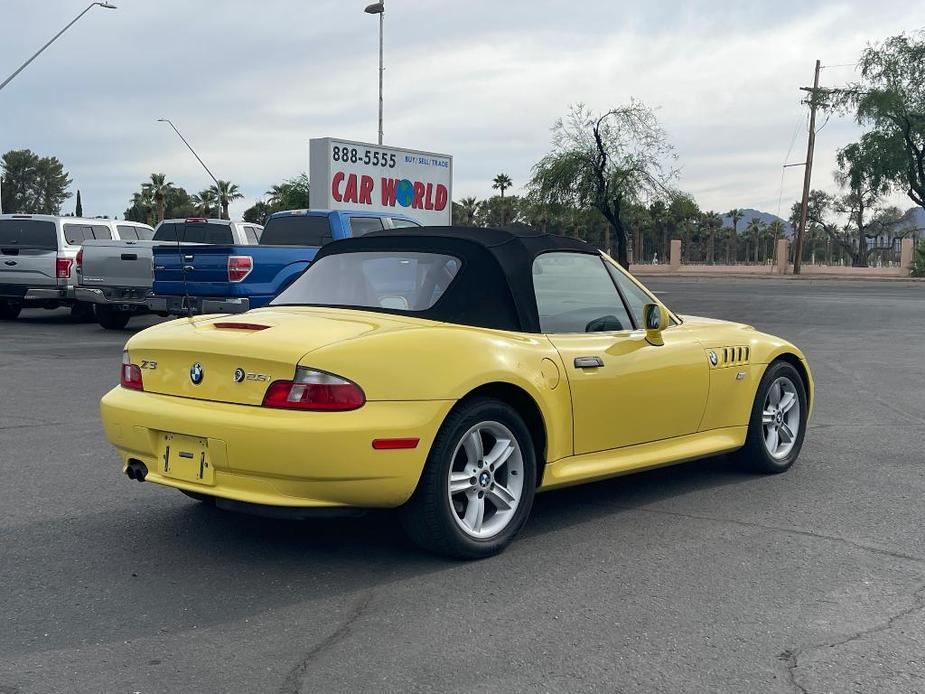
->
[0,214,153,321]
[76,217,262,329]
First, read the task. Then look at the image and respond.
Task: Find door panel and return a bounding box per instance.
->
[550,327,709,455]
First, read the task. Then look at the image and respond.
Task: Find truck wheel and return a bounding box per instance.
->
[0,301,22,320]
[96,305,131,330]
[70,302,96,322]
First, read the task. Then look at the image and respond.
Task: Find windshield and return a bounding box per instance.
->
[272,251,461,312]
[0,220,57,250]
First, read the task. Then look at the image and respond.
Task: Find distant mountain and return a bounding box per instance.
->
[721,209,793,237]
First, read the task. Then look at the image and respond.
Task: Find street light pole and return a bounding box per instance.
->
[364,2,385,145]
[0,2,117,214]
[0,3,118,93]
[156,118,223,217]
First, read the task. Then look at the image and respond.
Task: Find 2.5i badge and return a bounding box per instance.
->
[234,368,270,383]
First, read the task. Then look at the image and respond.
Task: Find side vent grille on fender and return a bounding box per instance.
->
[707,346,751,368]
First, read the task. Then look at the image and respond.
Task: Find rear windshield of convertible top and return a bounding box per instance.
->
[0,220,57,249]
[272,251,461,312]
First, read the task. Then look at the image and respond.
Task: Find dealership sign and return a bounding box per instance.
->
[309,137,453,225]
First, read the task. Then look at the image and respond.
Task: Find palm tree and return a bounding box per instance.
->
[745,219,765,263]
[727,209,743,264]
[703,211,722,264]
[265,183,290,209]
[492,173,513,198]
[191,189,217,217]
[132,186,155,226]
[768,219,784,264]
[148,173,174,225]
[209,180,244,220]
[457,196,480,225]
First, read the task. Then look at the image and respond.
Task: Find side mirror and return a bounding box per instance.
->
[643,303,668,346]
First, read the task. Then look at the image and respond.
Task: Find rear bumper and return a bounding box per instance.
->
[100,387,453,509]
[0,284,69,302]
[75,286,150,307]
[147,295,251,316]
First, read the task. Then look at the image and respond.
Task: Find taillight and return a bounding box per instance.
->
[75,248,84,273]
[228,255,253,283]
[56,256,73,279]
[120,351,144,391]
[262,367,365,411]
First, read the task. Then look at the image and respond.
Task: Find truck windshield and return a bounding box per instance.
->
[272,251,461,312]
[154,222,233,244]
[260,215,332,246]
[0,220,57,250]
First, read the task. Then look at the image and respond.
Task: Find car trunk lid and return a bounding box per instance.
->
[128,308,420,406]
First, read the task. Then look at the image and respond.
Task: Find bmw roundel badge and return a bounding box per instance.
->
[708,351,718,366]
[233,368,245,383]
[190,362,204,385]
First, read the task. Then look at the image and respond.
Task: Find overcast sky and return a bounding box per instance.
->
[1,0,922,220]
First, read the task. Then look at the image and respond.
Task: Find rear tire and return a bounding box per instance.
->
[400,397,537,559]
[735,360,807,474]
[0,301,21,320]
[70,302,95,322]
[96,305,131,330]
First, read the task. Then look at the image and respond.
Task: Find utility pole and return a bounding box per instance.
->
[793,59,821,275]
[364,3,385,145]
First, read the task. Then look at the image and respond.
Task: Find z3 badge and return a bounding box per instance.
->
[140,360,158,370]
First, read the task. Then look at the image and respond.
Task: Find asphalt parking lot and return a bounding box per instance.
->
[1,277,924,694]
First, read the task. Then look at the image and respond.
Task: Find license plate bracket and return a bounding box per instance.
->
[160,433,214,486]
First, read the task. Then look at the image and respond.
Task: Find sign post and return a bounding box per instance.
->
[310,137,452,225]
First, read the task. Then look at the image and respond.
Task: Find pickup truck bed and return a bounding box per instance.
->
[149,209,421,316]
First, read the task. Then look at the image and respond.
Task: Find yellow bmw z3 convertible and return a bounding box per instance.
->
[101,226,813,558]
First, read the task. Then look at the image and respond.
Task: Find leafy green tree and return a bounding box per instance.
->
[264,173,310,212]
[0,149,72,214]
[475,195,521,228]
[209,180,244,220]
[530,101,678,266]
[910,242,925,277]
[833,31,925,212]
[492,173,513,198]
[75,190,83,217]
[243,200,271,224]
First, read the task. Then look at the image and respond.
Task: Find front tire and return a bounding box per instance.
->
[736,360,808,474]
[96,305,131,330]
[400,397,537,559]
[0,301,21,320]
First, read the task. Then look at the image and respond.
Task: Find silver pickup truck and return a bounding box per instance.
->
[76,217,262,329]
[0,214,153,321]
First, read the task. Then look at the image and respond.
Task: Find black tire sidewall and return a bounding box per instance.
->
[0,301,21,320]
[96,305,130,330]
[746,361,808,472]
[406,398,537,559]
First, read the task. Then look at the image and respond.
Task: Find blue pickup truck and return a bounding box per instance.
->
[148,209,420,316]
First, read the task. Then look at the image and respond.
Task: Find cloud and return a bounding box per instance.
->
[1,0,921,220]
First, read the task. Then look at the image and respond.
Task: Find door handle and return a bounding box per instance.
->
[574,356,604,369]
[121,253,138,261]
[182,265,195,272]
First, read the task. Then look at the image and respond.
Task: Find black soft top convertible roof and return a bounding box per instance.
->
[310,226,599,333]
